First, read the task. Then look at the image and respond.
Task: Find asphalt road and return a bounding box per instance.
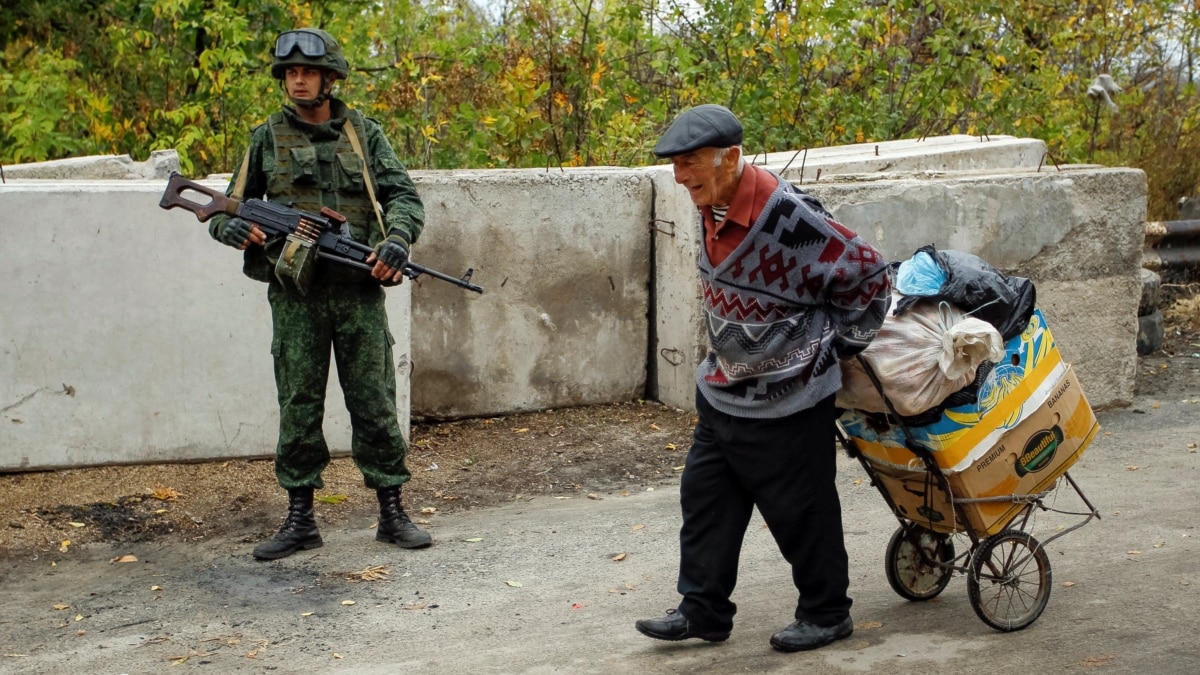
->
[2,379,1198,674]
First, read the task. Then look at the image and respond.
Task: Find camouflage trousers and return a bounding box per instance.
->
[267,280,411,490]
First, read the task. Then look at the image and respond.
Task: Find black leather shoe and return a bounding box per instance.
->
[635,609,730,642]
[770,617,853,652]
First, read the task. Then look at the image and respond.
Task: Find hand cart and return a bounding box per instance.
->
[837,356,1101,632]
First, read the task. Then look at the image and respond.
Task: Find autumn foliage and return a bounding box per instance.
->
[3,0,1200,218]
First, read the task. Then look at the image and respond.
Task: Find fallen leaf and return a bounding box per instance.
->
[1063,581,1076,587]
[612,552,627,561]
[345,565,390,582]
[402,604,427,610]
[68,522,86,528]
[151,585,163,591]
[59,540,70,553]
[672,465,685,471]
[853,478,864,486]
[587,493,602,500]
[664,442,677,451]
[333,653,343,659]
[631,524,645,531]
[649,423,662,431]
[1080,655,1115,667]
[505,580,523,587]
[1188,443,1197,449]
[513,427,530,433]
[463,537,483,542]
[341,600,356,606]
[301,612,314,617]
[625,583,635,591]
[74,614,83,622]
[150,486,182,501]
[52,604,70,611]
[857,621,883,629]
[1152,402,1161,409]
[1125,465,1139,471]
[420,507,438,515]
[154,509,169,514]
[315,494,348,505]
[1127,550,1142,556]
[111,555,138,564]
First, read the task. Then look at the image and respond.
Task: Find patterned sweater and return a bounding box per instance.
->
[697,172,891,418]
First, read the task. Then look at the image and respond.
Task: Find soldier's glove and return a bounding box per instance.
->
[217,217,254,249]
[374,232,410,270]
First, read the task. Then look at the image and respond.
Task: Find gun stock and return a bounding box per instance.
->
[158,172,239,222]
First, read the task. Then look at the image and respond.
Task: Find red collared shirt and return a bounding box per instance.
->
[702,163,779,266]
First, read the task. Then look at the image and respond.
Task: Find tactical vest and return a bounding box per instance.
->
[266,109,380,247]
[242,109,383,285]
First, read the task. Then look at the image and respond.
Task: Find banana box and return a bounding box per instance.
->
[855,364,1099,535]
[838,308,1067,474]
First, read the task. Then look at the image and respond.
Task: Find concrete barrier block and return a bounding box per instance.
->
[652,165,1146,412]
[766,135,1048,183]
[0,181,411,471]
[409,169,651,418]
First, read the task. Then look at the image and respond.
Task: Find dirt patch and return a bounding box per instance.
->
[0,401,697,559]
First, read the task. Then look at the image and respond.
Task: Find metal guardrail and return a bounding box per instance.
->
[1143,220,1200,270]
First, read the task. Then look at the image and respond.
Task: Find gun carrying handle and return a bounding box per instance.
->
[158,172,239,222]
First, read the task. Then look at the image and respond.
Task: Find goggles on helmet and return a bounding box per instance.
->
[273,30,327,59]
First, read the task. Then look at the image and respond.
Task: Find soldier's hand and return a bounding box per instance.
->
[217,217,266,250]
[369,233,410,283]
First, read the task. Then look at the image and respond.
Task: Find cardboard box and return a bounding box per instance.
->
[853,364,1099,536]
[839,308,1067,473]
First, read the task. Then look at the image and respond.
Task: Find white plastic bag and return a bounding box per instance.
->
[837,294,1005,417]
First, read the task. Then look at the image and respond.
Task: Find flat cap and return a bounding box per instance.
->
[653,104,743,157]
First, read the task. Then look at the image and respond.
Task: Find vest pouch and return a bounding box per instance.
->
[289,146,319,185]
[274,234,320,295]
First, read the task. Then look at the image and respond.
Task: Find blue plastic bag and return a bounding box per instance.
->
[895,250,947,297]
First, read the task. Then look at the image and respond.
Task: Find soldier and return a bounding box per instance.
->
[207,27,431,560]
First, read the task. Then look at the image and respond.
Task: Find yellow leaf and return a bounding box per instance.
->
[857,621,883,629]
[333,653,343,659]
[342,600,356,606]
[68,522,86,528]
[150,486,182,501]
[587,493,602,500]
[612,552,627,561]
[1063,581,1076,587]
[513,427,530,433]
[1127,550,1142,555]
[53,604,70,611]
[463,537,483,542]
[316,494,348,505]
[75,614,83,622]
[420,507,438,515]
[673,465,686,471]
[505,580,523,587]
[111,555,138,564]
[664,443,677,451]
[632,524,645,531]
[301,612,314,617]
[649,423,662,431]
[151,585,164,591]
[1126,465,1139,471]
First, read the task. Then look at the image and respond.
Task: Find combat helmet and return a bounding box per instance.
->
[270,28,349,80]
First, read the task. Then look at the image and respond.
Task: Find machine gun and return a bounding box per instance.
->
[158,172,483,294]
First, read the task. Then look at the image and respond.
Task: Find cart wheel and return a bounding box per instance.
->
[967,530,1052,631]
[885,525,955,601]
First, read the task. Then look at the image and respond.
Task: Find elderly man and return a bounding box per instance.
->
[635,105,890,652]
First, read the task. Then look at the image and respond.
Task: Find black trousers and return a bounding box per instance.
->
[676,389,852,631]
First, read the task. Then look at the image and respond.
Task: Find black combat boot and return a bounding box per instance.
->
[252,487,323,560]
[376,486,432,548]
